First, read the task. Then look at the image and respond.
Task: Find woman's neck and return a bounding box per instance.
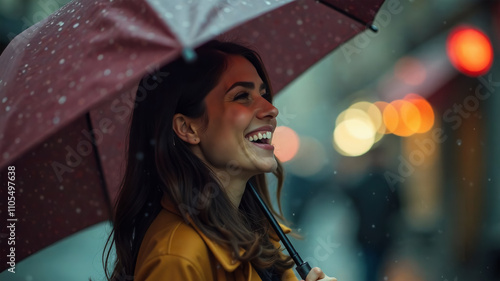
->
[192,147,252,207]
[213,170,252,207]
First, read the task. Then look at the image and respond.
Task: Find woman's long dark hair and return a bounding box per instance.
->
[103,40,294,280]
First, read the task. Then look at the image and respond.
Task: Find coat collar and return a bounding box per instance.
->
[161,195,291,272]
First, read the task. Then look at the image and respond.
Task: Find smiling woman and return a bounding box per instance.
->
[180,55,279,204]
[102,40,335,281]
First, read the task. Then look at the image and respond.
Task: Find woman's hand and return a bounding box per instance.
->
[301,267,337,281]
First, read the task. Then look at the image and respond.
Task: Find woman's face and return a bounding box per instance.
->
[194,55,279,178]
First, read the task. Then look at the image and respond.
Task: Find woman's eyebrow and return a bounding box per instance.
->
[226,81,254,93]
[225,81,267,94]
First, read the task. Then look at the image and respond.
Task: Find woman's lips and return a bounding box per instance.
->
[244,125,275,151]
[250,141,274,150]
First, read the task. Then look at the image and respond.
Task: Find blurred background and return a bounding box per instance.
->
[1,0,499,280]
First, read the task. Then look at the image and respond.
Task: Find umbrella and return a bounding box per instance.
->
[0,0,385,272]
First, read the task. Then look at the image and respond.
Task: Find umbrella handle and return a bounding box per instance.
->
[247,182,312,279]
[296,262,313,280]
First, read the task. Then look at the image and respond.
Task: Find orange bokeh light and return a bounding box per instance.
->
[381,95,434,137]
[382,102,399,134]
[383,100,420,137]
[271,126,300,162]
[446,26,493,77]
[404,94,434,133]
[399,100,421,134]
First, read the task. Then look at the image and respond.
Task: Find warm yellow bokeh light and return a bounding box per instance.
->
[350,101,385,142]
[343,109,375,140]
[349,101,383,131]
[333,120,375,157]
[333,100,387,156]
[336,95,434,153]
[335,110,347,127]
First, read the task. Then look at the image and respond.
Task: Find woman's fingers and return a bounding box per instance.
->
[312,267,325,280]
[302,267,332,281]
[300,267,338,281]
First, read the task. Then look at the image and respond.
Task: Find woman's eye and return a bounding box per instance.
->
[234,92,250,101]
[233,92,272,103]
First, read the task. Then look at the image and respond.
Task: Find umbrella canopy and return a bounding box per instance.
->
[0,0,385,270]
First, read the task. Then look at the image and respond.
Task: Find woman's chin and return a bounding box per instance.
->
[253,157,278,174]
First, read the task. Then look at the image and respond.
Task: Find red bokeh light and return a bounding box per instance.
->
[446,26,493,77]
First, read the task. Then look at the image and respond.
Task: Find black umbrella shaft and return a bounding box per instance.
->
[247,182,311,279]
[85,113,113,219]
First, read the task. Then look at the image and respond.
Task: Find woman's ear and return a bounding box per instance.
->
[172,113,200,145]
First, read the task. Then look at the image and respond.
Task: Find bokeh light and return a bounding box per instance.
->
[333,101,380,156]
[394,57,427,85]
[350,101,385,142]
[382,102,399,134]
[334,95,435,156]
[344,109,375,140]
[398,99,421,136]
[446,26,493,76]
[404,94,435,133]
[334,120,375,157]
[374,101,390,135]
[382,95,434,137]
[333,100,393,156]
[272,126,300,162]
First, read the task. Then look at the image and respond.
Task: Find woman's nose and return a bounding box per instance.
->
[255,95,279,119]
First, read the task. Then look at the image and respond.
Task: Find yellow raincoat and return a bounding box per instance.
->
[134,196,299,281]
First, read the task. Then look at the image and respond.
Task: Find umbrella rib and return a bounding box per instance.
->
[85,112,114,219]
[318,1,379,32]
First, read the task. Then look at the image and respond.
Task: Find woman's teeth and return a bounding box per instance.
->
[246,132,272,143]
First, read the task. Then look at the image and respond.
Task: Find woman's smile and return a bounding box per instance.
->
[244,125,275,150]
